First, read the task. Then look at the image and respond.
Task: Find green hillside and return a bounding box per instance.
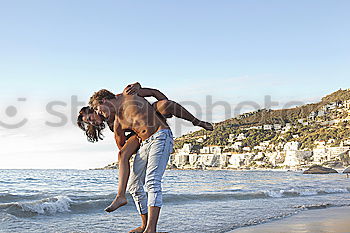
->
[175,89,350,151]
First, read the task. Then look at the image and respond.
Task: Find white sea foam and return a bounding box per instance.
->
[297,190,318,196]
[264,190,283,198]
[262,187,349,198]
[324,188,349,193]
[19,196,72,215]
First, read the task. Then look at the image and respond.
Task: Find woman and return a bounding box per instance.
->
[77,83,213,213]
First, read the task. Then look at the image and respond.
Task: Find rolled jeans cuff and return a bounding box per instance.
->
[148,190,163,207]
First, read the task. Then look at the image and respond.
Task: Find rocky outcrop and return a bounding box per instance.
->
[94,162,118,170]
[343,167,350,173]
[303,165,338,174]
[322,161,343,168]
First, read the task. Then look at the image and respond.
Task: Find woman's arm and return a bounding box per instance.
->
[137,88,168,101]
[122,82,168,101]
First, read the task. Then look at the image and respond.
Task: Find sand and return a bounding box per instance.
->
[231,206,350,233]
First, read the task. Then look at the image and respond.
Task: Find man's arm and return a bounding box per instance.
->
[114,120,126,150]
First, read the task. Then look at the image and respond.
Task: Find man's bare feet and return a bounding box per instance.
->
[104,196,127,213]
[128,226,145,233]
[196,121,214,131]
[142,230,155,233]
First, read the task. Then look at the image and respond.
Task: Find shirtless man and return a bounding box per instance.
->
[78,84,212,220]
[88,85,209,233]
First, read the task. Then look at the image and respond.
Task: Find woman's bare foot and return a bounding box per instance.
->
[104,196,127,213]
[128,226,145,233]
[195,121,214,131]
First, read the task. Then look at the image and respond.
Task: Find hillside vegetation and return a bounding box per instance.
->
[175,89,350,151]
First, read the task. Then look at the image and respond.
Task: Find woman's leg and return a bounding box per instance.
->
[105,135,140,212]
[153,100,213,131]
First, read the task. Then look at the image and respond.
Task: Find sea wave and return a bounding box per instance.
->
[294,203,334,210]
[262,187,350,198]
[1,196,73,217]
[1,187,349,218]
[0,193,43,203]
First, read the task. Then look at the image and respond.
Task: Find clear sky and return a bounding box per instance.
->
[0,0,349,169]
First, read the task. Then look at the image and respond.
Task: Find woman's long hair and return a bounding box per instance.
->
[77,106,105,143]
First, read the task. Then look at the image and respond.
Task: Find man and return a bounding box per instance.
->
[89,87,174,233]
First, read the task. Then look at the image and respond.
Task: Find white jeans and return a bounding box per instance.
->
[127,129,173,215]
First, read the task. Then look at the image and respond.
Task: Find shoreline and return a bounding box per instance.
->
[93,167,348,173]
[230,206,350,233]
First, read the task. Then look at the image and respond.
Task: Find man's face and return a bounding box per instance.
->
[82,111,103,126]
[94,100,111,119]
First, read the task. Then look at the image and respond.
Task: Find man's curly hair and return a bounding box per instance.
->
[89,89,115,109]
[77,106,106,143]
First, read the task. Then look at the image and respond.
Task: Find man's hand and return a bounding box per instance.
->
[123,82,141,95]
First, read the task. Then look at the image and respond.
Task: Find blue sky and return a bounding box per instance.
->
[0,0,349,168]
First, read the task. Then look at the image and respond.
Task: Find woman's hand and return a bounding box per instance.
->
[123,82,141,95]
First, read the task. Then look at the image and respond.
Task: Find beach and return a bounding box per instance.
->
[232,206,350,233]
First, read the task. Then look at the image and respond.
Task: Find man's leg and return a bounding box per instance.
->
[130,213,148,233]
[127,148,148,233]
[146,206,160,233]
[144,130,173,233]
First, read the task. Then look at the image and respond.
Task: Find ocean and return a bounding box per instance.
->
[1,169,350,233]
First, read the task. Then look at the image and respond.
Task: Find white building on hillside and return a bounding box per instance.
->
[313,146,350,163]
[231,141,243,150]
[228,134,235,142]
[263,124,273,130]
[313,148,329,163]
[284,141,300,151]
[341,139,350,146]
[237,133,246,140]
[284,150,312,167]
[200,145,222,154]
[344,100,350,109]
[228,153,252,168]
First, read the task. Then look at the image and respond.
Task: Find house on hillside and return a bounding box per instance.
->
[308,111,317,119]
[231,141,243,150]
[263,124,273,130]
[313,146,350,163]
[228,134,235,142]
[228,153,253,168]
[341,139,350,146]
[313,148,330,164]
[315,140,326,148]
[200,145,222,154]
[283,150,312,167]
[236,133,246,140]
[284,141,300,151]
[344,100,350,109]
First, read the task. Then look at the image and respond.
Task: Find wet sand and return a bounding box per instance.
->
[231,206,350,233]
